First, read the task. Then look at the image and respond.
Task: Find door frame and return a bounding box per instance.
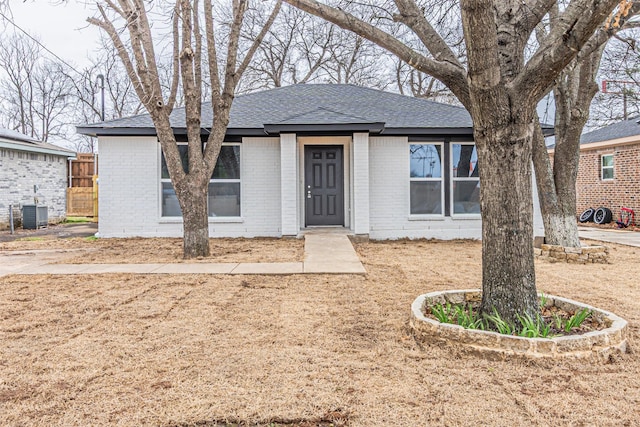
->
[298,136,351,229]
[304,145,345,226]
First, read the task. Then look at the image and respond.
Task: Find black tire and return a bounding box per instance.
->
[579,208,595,223]
[594,207,613,224]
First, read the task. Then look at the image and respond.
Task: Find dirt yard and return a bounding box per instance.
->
[0,236,304,263]
[1,237,639,426]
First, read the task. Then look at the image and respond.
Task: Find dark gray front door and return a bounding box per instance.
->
[304,145,344,226]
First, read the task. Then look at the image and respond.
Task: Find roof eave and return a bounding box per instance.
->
[0,140,75,157]
[263,122,385,135]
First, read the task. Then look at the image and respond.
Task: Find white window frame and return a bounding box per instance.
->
[450,142,481,218]
[159,142,242,220]
[208,142,241,218]
[601,153,614,181]
[408,142,445,218]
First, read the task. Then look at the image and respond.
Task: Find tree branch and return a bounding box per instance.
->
[393,0,462,69]
[282,0,470,107]
[166,2,180,111]
[203,0,222,107]
[235,0,282,87]
[515,0,620,104]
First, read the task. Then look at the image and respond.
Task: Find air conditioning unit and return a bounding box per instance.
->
[22,205,48,229]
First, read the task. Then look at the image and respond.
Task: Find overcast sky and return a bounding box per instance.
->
[6,1,101,70]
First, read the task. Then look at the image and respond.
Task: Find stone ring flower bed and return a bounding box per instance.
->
[410,289,628,360]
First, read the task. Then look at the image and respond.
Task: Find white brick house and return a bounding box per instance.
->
[78,84,546,239]
[0,129,75,229]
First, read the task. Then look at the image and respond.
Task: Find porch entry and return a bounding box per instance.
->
[304,145,344,226]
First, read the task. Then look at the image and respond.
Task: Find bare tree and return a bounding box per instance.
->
[589,32,640,127]
[395,59,458,103]
[320,31,389,88]
[239,5,329,90]
[89,0,281,258]
[532,3,640,248]
[0,32,73,142]
[66,38,146,152]
[238,3,388,92]
[282,0,625,324]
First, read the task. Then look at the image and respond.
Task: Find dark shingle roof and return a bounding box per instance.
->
[580,117,640,144]
[77,84,474,136]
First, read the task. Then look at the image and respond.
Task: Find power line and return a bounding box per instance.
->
[0,10,86,77]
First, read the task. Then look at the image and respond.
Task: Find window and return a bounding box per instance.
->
[208,145,241,217]
[451,143,480,215]
[409,143,443,215]
[161,144,241,218]
[601,154,614,180]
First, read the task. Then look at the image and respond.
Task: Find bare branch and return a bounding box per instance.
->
[235,0,282,86]
[282,0,470,106]
[167,2,181,111]
[516,0,621,104]
[393,0,462,69]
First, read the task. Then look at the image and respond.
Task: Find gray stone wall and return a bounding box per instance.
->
[0,148,69,229]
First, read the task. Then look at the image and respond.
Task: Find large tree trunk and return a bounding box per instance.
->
[176,179,210,258]
[476,119,539,324]
[532,123,581,248]
[532,48,603,248]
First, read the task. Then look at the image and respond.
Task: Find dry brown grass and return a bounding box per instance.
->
[0,237,304,263]
[1,238,639,426]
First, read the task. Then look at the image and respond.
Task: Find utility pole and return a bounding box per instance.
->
[601,80,638,120]
[41,90,46,141]
[97,74,105,121]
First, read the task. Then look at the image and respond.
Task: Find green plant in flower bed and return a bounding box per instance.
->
[563,308,592,332]
[483,308,514,335]
[517,313,554,338]
[426,300,593,338]
[428,302,484,329]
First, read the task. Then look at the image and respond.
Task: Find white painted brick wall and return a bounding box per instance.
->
[98,136,281,238]
[353,133,370,234]
[0,148,68,228]
[369,136,482,240]
[369,136,544,240]
[280,133,298,235]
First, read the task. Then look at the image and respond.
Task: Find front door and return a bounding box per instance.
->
[304,145,344,226]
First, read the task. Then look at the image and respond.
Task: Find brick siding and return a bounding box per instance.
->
[0,148,68,229]
[576,142,640,225]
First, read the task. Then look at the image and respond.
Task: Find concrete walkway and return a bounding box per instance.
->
[578,226,640,248]
[1,234,366,276]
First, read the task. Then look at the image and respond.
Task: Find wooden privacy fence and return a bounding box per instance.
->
[70,153,96,187]
[67,154,98,218]
[67,186,97,217]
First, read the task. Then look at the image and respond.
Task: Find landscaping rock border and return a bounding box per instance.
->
[535,244,609,264]
[410,289,628,361]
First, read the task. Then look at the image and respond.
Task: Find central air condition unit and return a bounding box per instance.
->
[22,205,48,229]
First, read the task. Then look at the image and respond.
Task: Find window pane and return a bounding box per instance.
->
[452,144,479,178]
[161,145,189,179]
[410,181,442,215]
[212,146,241,179]
[602,155,613,167]
[453,181,480,214]
[410,144,442,178]
[162,182,182,217]
[602,167,614,180]
[208,182,240,217]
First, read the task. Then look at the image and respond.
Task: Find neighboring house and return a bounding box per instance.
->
[0,129,76,229]
[574,117,640,223]
[77,84,545,239]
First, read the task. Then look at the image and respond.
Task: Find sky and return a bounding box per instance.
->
[3,0,557,136]
[4,0,102,70]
